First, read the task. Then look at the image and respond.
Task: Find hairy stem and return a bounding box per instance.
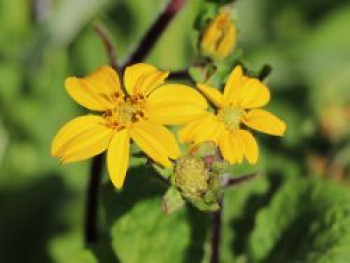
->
[224,172,257,187]
[84,154,104,245]
[168,70,194,84]
[93,22,119,71]
[210,199,223,263]
[124,0,187,66]
[209,172,257,260]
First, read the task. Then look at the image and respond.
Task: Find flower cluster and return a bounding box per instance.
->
[51,11,286,192]
[52,62,285,189]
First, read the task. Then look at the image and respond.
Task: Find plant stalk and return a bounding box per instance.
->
[84,154,104,245]
[93,22,119,72]
[210,198,223,263]
[124,0,187,66]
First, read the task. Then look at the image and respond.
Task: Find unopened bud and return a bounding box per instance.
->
[190,142,228,173]
[200,11,237,61]
[173,155,209,199]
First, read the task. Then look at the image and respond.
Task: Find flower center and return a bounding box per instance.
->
[217,107,243,131]
[103,95,146,130]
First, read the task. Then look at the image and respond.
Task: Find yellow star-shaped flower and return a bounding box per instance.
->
[179,65,286,164]
[51,63,208,188]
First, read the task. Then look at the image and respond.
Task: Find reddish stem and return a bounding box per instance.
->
[168,70,194,83]
[84,154,104,245]
[124,0,187,66]
[224,172,257,187]
[210,199,223,263]
[93,22,119,71]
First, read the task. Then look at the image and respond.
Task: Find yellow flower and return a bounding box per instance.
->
[200,11,237,61]
[179,65,286,165]
[51,63,208,189]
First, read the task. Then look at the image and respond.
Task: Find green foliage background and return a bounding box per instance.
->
[0,0,349,262]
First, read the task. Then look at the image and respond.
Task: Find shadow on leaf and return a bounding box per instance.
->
[0,175,70,263]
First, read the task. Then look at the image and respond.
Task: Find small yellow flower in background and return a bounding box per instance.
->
[179,65,286,165]
[51,63,208,189]
[200,11,237,61]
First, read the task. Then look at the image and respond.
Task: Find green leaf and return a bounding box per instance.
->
[47,0,110,46]
[249,177,350,262]
[65,249,98,263]
[102,164,211,263]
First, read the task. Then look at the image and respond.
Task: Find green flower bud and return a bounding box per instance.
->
[166,142,229,212]
[173,155,209,199]
[190,142,229,173]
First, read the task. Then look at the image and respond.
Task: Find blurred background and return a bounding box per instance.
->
[0,0,349,262]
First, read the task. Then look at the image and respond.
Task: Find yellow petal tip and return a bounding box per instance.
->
[112,180,124,190]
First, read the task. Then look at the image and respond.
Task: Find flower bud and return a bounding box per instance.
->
[173,155,209,199]
[190,141,229,173]
[200,11,237,61]
[168,142,227,212]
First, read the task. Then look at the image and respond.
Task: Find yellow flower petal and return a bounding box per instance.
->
[243,109,286,136]
[51,115,113,164]
[200,20,219,55]
[107,129,130,189]
[134,121,180,159]
[178,118,203,144]
[124,63,169,96]
[193,118,225,144]
[178,114,221,144]
[65,66,122,111]
[217,23,237,59]
[219,130,239,164]
[147,84,208,125]
[236,129,258,164]
[147,84,207,108]
[197,83,225,108]
[147,105,208,126]
[224,65,244,104]
[140,71,169,96]
[130,121,175,167]
[231,130,245,164]
[236,78,270,109]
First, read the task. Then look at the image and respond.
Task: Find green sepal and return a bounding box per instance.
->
[151,163,173,180]
[206,49,243,88]
[190,198,220,212]
[189,64,207,83]
[193,2,219,32]
[162,187,185,215]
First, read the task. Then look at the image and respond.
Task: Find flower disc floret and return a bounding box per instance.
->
[217,106,244,132]
[103,97,146,130]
